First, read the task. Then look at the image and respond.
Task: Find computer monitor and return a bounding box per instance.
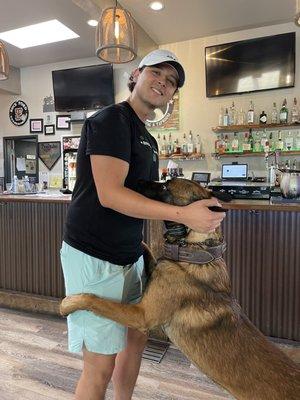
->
[221,164,248,180]
[191,172,211,187]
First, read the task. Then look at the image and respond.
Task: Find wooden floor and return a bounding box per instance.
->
[0,307,299,400]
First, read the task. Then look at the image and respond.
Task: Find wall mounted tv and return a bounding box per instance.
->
[52,64,115,111]
[205,32,295,98]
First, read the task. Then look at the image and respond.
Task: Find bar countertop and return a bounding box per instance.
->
[0,193,300,211]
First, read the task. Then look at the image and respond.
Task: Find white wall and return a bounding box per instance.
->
[157,22,300,179]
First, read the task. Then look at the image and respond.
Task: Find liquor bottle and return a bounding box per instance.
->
[237,107,246,125]
[195,134,202,154]
[269,132,273,151]
[248,129,254,150]
[167,132,174,155]
[174,138,181,154]
[242,132,251,152]
[279,99,288,124]
[223,108,230,126]
[276,130,284,150]
[161,134,167,156]
[187,131,194,155]
[12,175,19,194]
[291,97,299,123]
[247,101,255,124]
[259,111,267,124]
[284,131,294,151]
[157,133,162,155]
[292,159,297,170]
[218,107,224,126]
[215,134,221,153]
[218,134,226,154]
[181,133,188,155]
[271,102,278,124]
[224,134,230,152]
[229,101,237,125]
[253,132,261,152]
[260,130,268,151]
[231,132,239,152]
[296,131,300,150]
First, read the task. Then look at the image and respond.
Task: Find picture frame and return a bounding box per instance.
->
[44,124,55,135]
[30,118,44,133]
[56,114,71,130]
[38,141,61,170]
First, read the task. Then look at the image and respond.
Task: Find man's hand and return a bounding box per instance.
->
[178,198,226,233]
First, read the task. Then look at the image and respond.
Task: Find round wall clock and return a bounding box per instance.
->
[145,99,175,128]
[9,100,29,126]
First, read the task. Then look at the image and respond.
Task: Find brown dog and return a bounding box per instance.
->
[60,178,300,400]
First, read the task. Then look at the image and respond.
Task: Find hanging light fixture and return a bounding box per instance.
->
[295,0,300,26]
[0,40,9,80]
[96,0,137,63]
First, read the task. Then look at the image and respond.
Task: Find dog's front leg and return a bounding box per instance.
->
[60,294,149,334]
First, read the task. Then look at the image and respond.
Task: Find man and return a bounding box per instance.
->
[61,49,225,400]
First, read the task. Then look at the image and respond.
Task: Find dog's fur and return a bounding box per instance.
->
[60,178,300,400]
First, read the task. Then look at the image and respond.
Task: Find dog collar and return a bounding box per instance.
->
[163,241,227,264]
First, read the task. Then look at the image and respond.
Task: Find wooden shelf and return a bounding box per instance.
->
[159,154,205,161]
[212,123,300,133]
[212,150,300,158]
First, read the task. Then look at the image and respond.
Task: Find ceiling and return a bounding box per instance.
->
[0,0,297,68]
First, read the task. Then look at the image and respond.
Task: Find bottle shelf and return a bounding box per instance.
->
[212,150,300,158]
[159,154,205,161]
[212,123,300,133]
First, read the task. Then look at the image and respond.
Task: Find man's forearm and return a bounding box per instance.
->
[100,186,182,222]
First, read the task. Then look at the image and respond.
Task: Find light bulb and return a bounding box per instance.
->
[114,15,120,39]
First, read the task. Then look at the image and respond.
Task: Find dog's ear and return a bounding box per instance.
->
[211,191,232,202]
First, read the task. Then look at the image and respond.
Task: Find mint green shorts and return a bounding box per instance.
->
[60,241,146,354]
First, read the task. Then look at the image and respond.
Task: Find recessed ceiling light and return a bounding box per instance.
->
[149,1,165,11]
[87,19,98,27]
[0,19,79,49]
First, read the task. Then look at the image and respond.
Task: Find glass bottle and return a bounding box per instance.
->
[242,132,251,152]
[187,131,194,155]
[271,102,278,124]
[224,134,230,152]
[260,130,268,151]
[259,111,267,124]
[157,133,162,155]
[291,97,299,123]
[253,132,261,152]
[195,134,202,154]
[223,108,230,126]
[237,107,246,125]
[296,131,300,150]
[247,101,255,124]
[231,132,239,152]
[161,134,167,157]
[181,133,188,155]
[229,101,237,125]
[279,98,288,124]
[276,130,284,150]
[284,131,294,151]
[218,134,226,154]
[167,132,174,156]
[248,128,254,151]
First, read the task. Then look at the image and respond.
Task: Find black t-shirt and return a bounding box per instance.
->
[63,101,159,265]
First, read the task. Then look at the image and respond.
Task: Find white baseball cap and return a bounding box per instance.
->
[138,49,185,88]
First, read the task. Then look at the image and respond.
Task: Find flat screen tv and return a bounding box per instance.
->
[205,32,295,98]
[52,64,114,111]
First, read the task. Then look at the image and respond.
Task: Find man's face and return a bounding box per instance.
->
[132,64,178,109]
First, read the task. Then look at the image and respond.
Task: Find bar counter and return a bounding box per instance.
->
[0,194,299,341]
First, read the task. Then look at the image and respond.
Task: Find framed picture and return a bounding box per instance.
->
[38,141,61,170]
[56,114,71,130]
[44,124,55,135]
[30,118,44,133]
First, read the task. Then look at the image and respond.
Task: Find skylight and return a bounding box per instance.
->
[0,19,79,49]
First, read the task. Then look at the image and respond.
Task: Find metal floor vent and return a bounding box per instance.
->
[142,338,170,363]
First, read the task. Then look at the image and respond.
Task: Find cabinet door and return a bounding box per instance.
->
[222,209,300,341]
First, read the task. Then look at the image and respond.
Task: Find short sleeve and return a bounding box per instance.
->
[85,107,132,163]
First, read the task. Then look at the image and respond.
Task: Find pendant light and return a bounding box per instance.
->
[96,0,137,63]
[0,40,9,80]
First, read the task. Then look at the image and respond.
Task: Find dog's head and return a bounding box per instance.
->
[137,178,231,209]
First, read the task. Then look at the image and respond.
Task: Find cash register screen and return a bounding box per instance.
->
[221,164,248,180]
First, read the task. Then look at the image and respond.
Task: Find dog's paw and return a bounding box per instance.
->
[60,294,95,316]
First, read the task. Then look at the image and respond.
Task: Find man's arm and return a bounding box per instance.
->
[91,155,225,233]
